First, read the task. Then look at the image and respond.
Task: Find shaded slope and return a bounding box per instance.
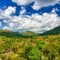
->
[42,26,60,35]
[0,30,19,38]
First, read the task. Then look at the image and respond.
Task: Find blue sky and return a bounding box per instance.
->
[0,0,60,33]
[0,0,60,16]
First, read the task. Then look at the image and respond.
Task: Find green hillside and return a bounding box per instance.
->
[42,26,60,35]
[0,30,60,60]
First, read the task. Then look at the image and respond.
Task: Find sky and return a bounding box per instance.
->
[0,0,60,33]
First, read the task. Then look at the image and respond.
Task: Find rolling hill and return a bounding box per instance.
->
[42,26,60,35]
[0,26,60,37]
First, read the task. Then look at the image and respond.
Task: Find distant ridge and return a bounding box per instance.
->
[0,30,38,38]
[0,26,60,37]
[1,30,11,32]
[0,29,19,37]
[21,31,38,36]
[42,26,60,35]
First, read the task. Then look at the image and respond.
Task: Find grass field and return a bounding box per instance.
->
[0,30,60,60]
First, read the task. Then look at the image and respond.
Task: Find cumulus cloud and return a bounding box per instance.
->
[12,0,59,10]
[12,0,34,5]
[32,0,59,10]
[0,6,16,29]
[0,6,60,33]
[0,6,16,19]
[4,6,16,16]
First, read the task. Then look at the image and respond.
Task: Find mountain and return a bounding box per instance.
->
[0,26,60,37]
[22,26,60,35]
[0,30,20,37]
[21,31,38,36]
[0,30,38,38]
[42,26,60,35]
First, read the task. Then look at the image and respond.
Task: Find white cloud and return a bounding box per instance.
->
[0,22,2,27]
[4,6,16,16]
[20,7,26,15]
[32,0,59,10]
[52,8,59,13]
[3,26,10,30]
[12,0,59,10]
[0,6,16,19]
[0,6,60,33]
[12,0,34,5]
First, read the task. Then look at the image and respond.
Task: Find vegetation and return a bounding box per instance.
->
[42,26,60,35]
[0,30,60,60]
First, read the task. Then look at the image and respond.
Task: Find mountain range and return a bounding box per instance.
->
[0,26,60,37]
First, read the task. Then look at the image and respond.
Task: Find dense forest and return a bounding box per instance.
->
[0,30,60,60]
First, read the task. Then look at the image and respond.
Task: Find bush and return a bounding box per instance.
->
[25,47,42,60]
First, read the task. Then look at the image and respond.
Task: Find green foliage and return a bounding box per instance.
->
[25,47,41,60]
[0,30,60,60]
[37,40,45,49]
